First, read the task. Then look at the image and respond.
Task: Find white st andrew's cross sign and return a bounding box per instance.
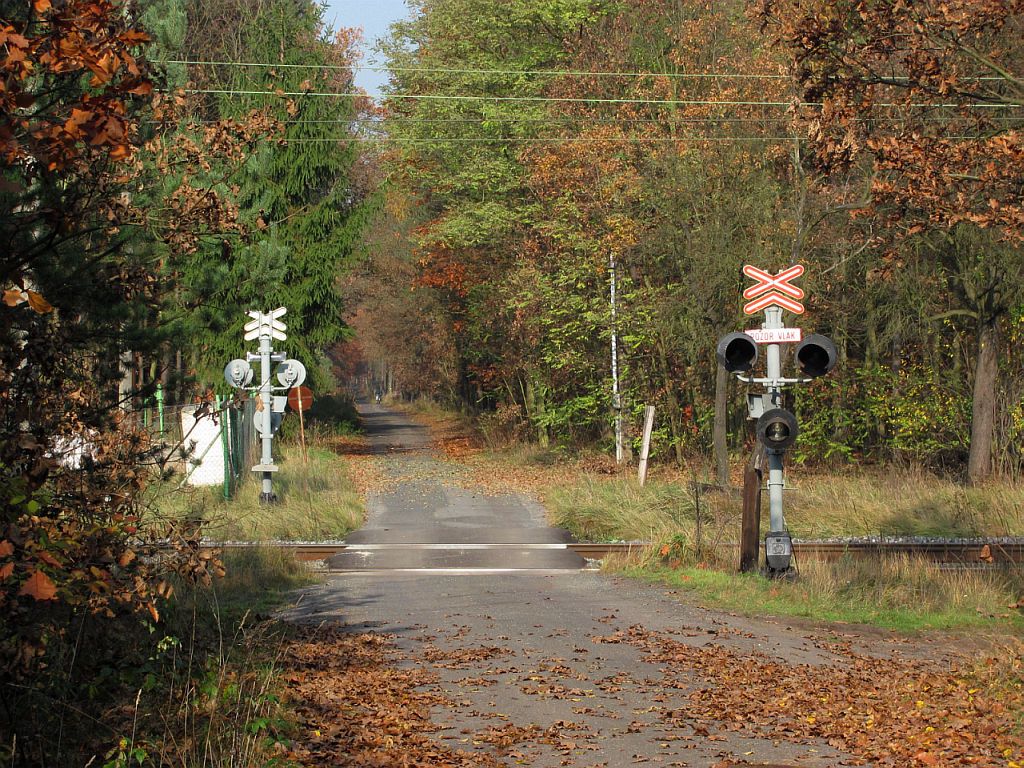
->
[742,264,805,315]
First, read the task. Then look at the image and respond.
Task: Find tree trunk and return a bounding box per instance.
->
[523,375,549,449]
[655,335,686,469]
[967,319,999,483]
[713,362,729,486]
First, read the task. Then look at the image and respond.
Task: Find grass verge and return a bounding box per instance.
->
[9,547,317,767]
[517,457,1024,633]
[149,442,364,541]
[625,556,1024,633]
[113,548,316,767]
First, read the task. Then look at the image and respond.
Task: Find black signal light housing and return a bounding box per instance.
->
[794,334,837,379]
[716,332,758,373]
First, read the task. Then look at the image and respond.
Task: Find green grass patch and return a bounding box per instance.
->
[115,549,315,767]
[625,560,1024,633]
[149,443,364,541]
[169,546,316,622]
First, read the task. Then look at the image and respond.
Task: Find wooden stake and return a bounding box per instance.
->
[740,445,764,573]
[297,388,308,465]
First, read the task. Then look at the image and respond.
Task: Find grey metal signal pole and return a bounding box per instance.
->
[763,306,786,534]
[718,263,836,574]
[257,329,275,502]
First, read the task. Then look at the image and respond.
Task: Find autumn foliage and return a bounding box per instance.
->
[0,0,230,746]
[755,0,1024,240]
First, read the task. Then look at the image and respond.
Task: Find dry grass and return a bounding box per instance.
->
[149,443,365,541]
[544,474,695,542]
[543,465,1024,542]
[779,470,1024,538]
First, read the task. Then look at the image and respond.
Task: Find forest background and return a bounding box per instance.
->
[0,0,1021,763]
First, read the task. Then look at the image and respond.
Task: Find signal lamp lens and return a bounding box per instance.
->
[756,408,798,451]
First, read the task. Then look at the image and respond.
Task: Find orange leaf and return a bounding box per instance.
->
[19,569,57,600]
[118,549,136,567]
[3,288,25,307]
[37,551,61,567]
[147,602,159,622]
[33,0,51,12]
[26,290,53,314]
[0,563,13,579]
[0,540,13,557]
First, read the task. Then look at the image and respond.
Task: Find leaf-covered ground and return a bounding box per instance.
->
[281,623,1023,767]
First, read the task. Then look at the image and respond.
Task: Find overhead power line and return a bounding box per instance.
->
[244,135,989,144]
[170,115,1021,126]
[182,87,800,107]
[155,58,1005,82]
[254,136,806,143]
[157,58,789,79]
[181,87,1024,109]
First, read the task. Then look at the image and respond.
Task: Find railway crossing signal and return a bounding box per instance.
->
[742,264,806,315]
[243,307,287,342]
[718,264,837,574]
[224,307,306,503]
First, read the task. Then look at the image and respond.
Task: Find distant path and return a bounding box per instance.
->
[327,401,586,571]
[281,403,959,766]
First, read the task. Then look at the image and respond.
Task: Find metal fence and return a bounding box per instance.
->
[221,397,256,499]
[134,391,257,499]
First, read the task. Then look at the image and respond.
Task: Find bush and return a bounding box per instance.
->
[278,393,361,442]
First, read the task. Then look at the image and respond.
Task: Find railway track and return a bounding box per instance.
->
[214,538,1024,566]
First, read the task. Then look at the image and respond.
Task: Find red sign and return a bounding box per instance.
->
[742,264,805,315]
[287,385,314,412]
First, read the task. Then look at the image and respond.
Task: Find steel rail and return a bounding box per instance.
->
[211,539,1024,565]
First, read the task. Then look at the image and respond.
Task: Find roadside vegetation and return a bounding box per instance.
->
[150,442,365,542]
[34,548,312,768]
[547,469,1024,542]
[546,465,1024,633]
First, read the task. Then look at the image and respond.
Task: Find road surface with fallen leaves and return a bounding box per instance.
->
[278,403,1022,767]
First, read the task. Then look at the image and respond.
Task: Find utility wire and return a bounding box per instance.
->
[241,135,989,144]
[170,115,1021,126]
[157,59,790,79]
[180,90,1019,109]
[182,87,801,106]
[155,58,1006,82]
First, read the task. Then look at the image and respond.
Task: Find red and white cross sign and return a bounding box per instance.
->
[742,264,805,315]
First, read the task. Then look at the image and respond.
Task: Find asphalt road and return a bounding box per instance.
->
[282,403,890,767]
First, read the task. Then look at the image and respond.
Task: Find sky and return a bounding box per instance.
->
[322,0,413,97]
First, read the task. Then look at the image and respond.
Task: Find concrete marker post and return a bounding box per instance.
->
[637,405,656,486]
